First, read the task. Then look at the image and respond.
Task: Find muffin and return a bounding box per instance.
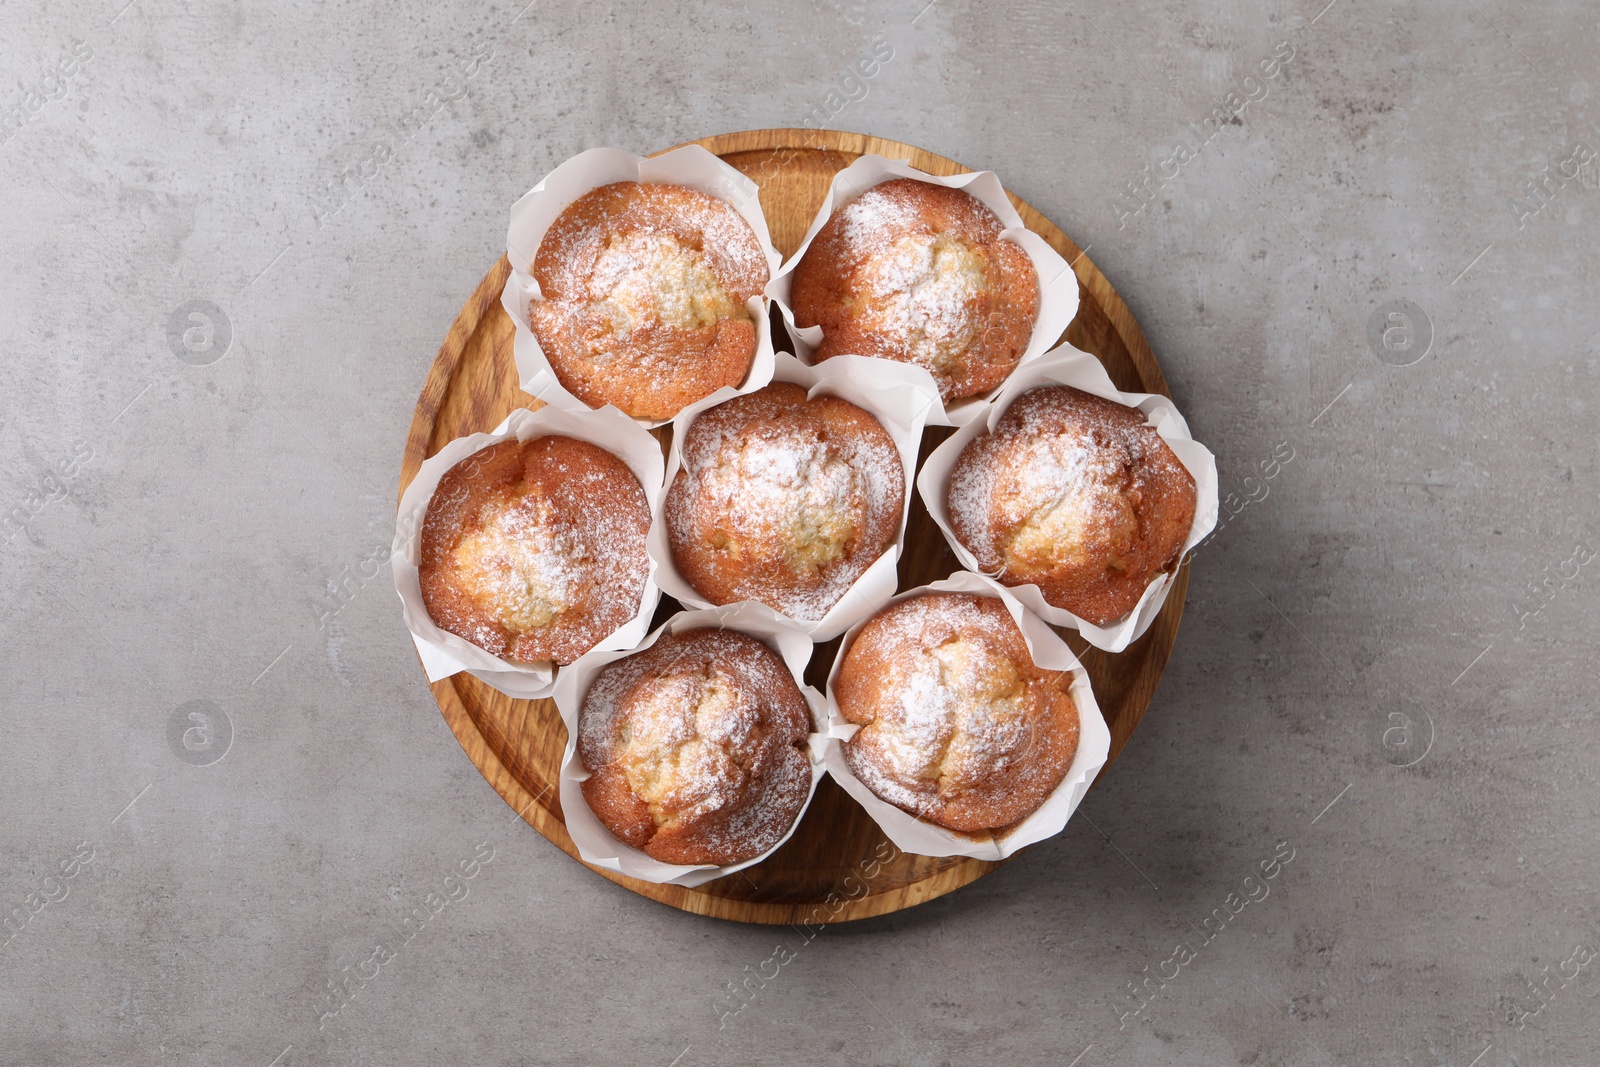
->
[836,592,1079,832]
[578,629,813,866]
[788,177,1040,402]
[664,383,904,621]
[418,435,651,665]
[947,385,1197,626]
[528,181,769,420]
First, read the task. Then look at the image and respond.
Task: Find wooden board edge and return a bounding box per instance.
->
[399,131,1191,924]
[399,255,512,501]
[1098,564,1190,779]
[431,665,997,924]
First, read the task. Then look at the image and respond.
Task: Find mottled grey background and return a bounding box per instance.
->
[2,0,1597,1064]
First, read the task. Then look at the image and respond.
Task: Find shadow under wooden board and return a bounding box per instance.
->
[398,128,1191,924]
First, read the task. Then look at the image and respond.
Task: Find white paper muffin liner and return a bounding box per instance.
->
[767,154,1080,428]
[501,145,783,429]
[392,406,666,700]
[915,344,1219,653]
[823,571,1109,861]
[552,602,828,887]
[646,351,941,642]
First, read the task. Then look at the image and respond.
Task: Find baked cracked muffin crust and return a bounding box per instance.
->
[528,181,769,420]
[578,628,813,866]
[418,435,651,665]
[836,592,1079,832]
[947,385,1197,626]
[788,177,1040,402]
[664,382,904,621]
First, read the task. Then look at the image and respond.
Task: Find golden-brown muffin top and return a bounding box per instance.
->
[578,628,812,866]
[418,435,651,665]
[664,382,904,621]
[529,181,769,419]
[836,592,1078,832]
[947,386,1196,626]
[789,178,1040,402]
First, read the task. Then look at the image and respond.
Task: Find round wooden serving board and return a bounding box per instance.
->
[399,129,1189,924]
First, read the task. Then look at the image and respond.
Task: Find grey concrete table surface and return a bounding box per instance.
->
[1,0,1596,1064]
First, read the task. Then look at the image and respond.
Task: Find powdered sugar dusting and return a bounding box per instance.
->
[839,189,991,370]
[845,599,1025,801]
[452,493,578,632]
[857,234,988,370]
[617,670,747,823]
[700,429,873,568]
[840,184,920,247]
[525,181,771,418]
[419,437,651,665]
[668,388,904,621]
[536,182,767,299]
[587,233,746,339]
[944,386,1197,625]
[578,629,812,864]
[791,178,1041,401]
[838,593,1078,830]
[949,408,1130,570]
[532,182,766,368]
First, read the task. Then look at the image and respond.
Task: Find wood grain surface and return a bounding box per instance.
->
[397,129,1190,924]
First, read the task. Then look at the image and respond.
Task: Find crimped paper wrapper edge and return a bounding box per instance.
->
[645,351,940,642]
[502,145,782,429]
[391,405,666,700]
[823,571,1111,861]
[552,602,828,888]
[766,153,1080,427]
[914,343,1220,652]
